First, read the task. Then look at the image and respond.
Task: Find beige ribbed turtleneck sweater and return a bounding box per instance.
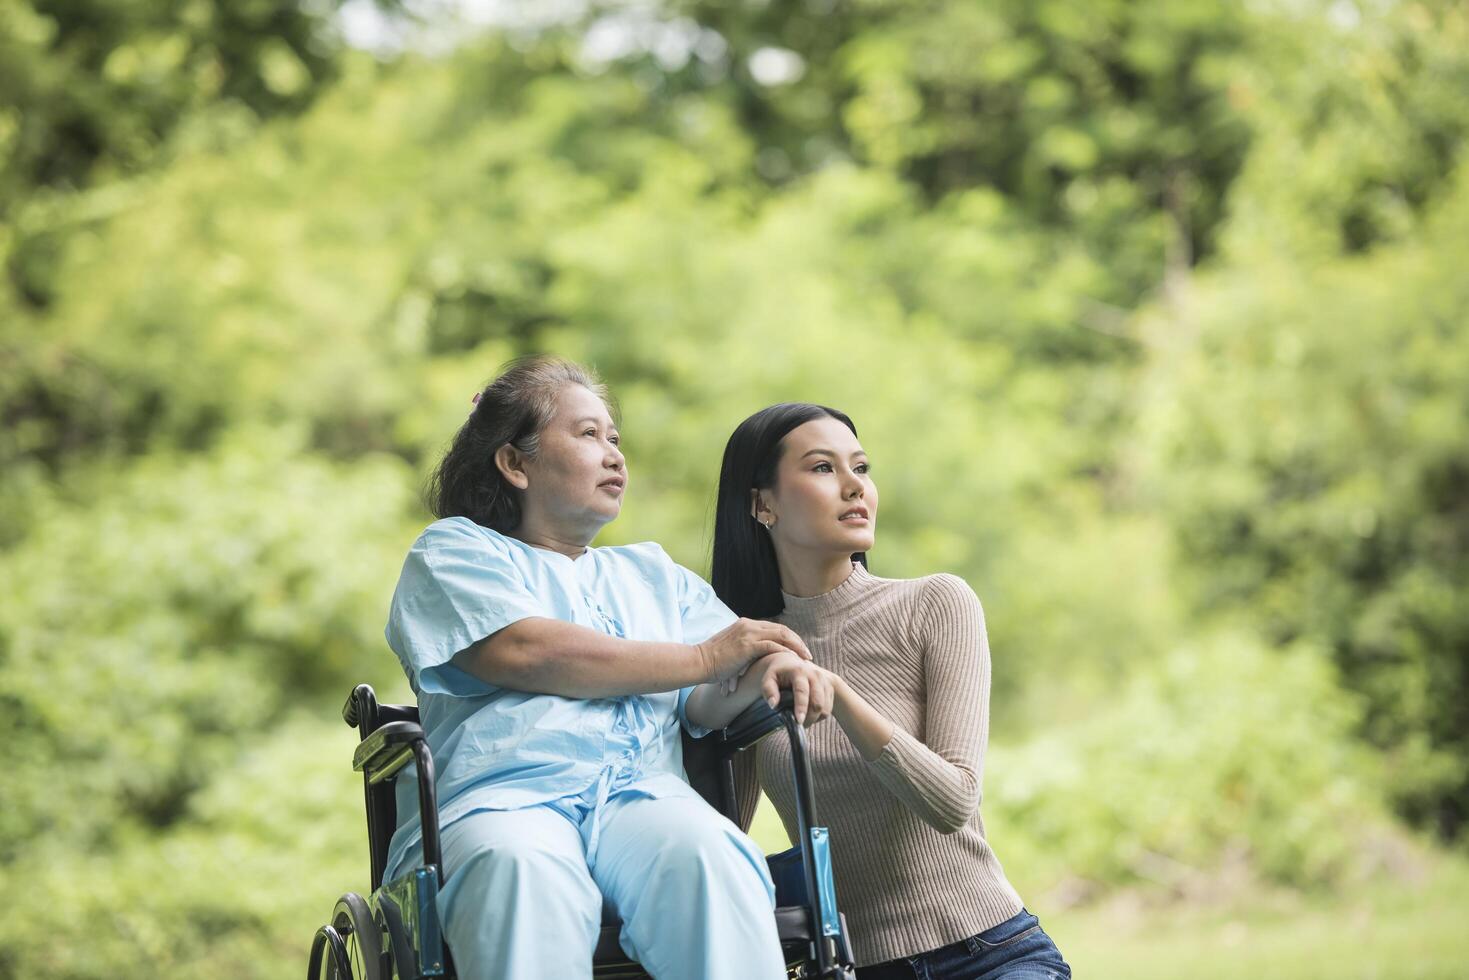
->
[734,563,1024,967]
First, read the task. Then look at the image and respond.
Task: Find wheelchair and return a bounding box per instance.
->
[308,683,859,979]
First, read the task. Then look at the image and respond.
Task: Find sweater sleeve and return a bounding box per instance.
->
[866,574,989,834]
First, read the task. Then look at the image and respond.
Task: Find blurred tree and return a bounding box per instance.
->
[0,0,357,196]
[1141,164,1469,839]
[0,432,414,978]
[1134,0,1469,839]
[0,432,411,857]
[986,633,1392,897]
[2,1,1468,975]
[652,0,1259,305]
[1217,0,1469,260]
[0,0,403,307]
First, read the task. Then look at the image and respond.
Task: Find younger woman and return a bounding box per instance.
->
[712,403,1071,980]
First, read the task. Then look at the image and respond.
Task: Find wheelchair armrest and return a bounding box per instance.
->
[353,720,426,785]
[351,719,445,885]
[718,690,796,754]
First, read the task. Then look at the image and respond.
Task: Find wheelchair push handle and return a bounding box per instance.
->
[343,683,376,729]
[719,688,797,749]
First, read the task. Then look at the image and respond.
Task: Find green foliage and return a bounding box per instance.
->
[0,0,375,314]
[2,0,1468,976]
[987,634,1391,895]
[1140,164,1469,835]
[0,0,343,198]
[669,0,1260,299]
[0,430,412,861]
[0,715,364,979]
[1218,2,1469,259]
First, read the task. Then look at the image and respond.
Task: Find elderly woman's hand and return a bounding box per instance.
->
[681,642,830,732]
[696,618,812,688]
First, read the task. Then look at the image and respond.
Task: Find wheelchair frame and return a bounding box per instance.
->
[308,683,858,979]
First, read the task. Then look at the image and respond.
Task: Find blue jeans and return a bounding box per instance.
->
[856,909,1071,980]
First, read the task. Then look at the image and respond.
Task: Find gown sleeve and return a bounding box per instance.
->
[671,557,737,738]
[385,520,550,697]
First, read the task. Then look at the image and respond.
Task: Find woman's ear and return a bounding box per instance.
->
[494,444,531,490]
[750,488,775,526]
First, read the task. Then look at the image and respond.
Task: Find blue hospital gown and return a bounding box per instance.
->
[380,516,736,880]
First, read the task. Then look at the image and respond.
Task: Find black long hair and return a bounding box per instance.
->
[425,355,613,532]
[711,402,864,619]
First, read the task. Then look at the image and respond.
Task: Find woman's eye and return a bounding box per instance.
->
[609,436,620,446]
[856,463,870,474]
[813,462,833,473]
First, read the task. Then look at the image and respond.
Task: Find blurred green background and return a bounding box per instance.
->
[2,0,1468,976]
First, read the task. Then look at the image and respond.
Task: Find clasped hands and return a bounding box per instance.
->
[695,618,836,727]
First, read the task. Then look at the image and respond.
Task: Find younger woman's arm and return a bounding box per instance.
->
[829,676,895,760]
[838,574,991,834]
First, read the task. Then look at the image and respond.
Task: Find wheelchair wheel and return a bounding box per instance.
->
[377,896,415,980]
[329,892,384,980]
[308,924,350,980]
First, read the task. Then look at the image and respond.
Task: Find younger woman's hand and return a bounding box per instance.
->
[756,652,835,727]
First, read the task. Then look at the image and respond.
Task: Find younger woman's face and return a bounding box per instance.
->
[757,417,877,558]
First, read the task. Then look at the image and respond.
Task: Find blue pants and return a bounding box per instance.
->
[435,778,787,979]
[856,910,1070,980]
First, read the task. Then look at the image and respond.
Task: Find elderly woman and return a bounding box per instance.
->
[381,357,831,979]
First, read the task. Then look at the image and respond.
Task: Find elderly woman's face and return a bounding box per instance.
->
[519,384,626,536]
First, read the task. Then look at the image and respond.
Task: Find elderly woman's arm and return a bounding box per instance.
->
[451,615,812,699]
[684,652,835,730]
